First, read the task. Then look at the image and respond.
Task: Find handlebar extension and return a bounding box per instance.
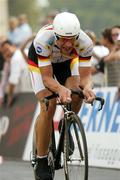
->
[42,89,105,111]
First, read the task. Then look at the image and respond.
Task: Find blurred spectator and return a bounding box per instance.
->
[46,10,59,24]
[40,10,59,26]
[100,28,114,52]
[92,27,120,87]
[0,36,7,72]
[20,34,36,62]
[0,61,10,106]
[0,36,7,85]
[0,52,4,73]
[85,30,96,45]
[111,25,120,43]
[85,30,109,87]
[104,25,120,62]
[92,28,114,74]
[115,86,120,101]
[0,40,31,107]
[104,25,120,89]
[15,14,32,46]
[7,16,20,46]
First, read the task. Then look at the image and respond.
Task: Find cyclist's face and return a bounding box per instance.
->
[56,38,75,53]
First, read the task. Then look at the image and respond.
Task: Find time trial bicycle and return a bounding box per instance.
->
[31,89,104,180]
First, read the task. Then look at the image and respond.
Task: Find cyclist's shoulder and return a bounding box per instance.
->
[78,29,93,47]
[34,24,55,46]
[75,29,93,57]
[33,24,55,56]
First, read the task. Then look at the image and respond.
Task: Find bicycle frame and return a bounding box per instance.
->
[51,102,78,170]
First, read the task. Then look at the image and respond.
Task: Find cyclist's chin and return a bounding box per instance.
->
[61,48,73,55]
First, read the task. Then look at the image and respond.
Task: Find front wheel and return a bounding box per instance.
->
[64,114,88,180]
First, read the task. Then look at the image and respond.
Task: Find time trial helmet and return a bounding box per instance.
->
[53,12,80,38]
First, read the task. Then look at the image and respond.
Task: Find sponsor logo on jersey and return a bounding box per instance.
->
[81,45,93,56]
[36,46,42,53]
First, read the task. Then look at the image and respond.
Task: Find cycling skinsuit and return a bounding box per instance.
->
[28,24,93,94]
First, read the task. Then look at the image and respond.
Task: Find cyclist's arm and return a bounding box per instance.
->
[40,64,63,93]
[40,64,71,103]
[34,40,63,92]
[79,54,93,89]
[79,66,95,103]
[34,40,71,102]
[79,51,96,103]
[79,66,93,89]
[69,57,80,87]
[78,38,93,89]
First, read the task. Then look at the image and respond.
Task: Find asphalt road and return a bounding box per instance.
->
[0,160,120,180]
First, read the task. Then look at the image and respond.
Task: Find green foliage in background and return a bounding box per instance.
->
[50,0,119,37]
[9,0,120,37]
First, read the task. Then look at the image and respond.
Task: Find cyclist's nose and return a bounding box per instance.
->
[64,40,73,48]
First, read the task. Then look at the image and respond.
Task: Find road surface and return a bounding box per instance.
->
[0,160,120,180]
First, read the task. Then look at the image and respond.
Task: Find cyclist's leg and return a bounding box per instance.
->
[35,91,56,180]
[29,68,56,156]
[35,90,56,156]
[29,70,56,180]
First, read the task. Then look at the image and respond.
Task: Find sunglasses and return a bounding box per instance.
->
[55,33,79,40]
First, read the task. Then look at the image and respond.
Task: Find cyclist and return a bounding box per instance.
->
[28,12,96,180]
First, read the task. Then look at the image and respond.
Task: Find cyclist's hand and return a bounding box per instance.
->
[83,88,96,104]
[58,86,71,103]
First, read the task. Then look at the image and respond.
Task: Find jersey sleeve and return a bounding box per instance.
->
[79,44,93,67]
[78,30,93,67]
[70,57,79,76]
[34,42,51,67]
[33,31,52,67]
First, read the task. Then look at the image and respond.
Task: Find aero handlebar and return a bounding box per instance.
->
[42,89,105,111]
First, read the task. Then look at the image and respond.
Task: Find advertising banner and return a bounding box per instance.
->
[23,87,120,169]
[0,93,37,159]
[79,87,120,168]
[1,88,119,169]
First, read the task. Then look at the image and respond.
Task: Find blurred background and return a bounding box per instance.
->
[1,0,120,35]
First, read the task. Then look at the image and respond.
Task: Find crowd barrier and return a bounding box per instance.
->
[0,93,37,158]
[0,88,120,169]
[79,87,120,169]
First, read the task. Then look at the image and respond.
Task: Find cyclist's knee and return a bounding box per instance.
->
[35,89,56,112]
[40,96,56,107]
[48,99,56,112]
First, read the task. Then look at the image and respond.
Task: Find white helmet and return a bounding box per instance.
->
[53,12,80,37]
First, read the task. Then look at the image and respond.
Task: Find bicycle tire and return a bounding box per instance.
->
[63,114,88,180]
